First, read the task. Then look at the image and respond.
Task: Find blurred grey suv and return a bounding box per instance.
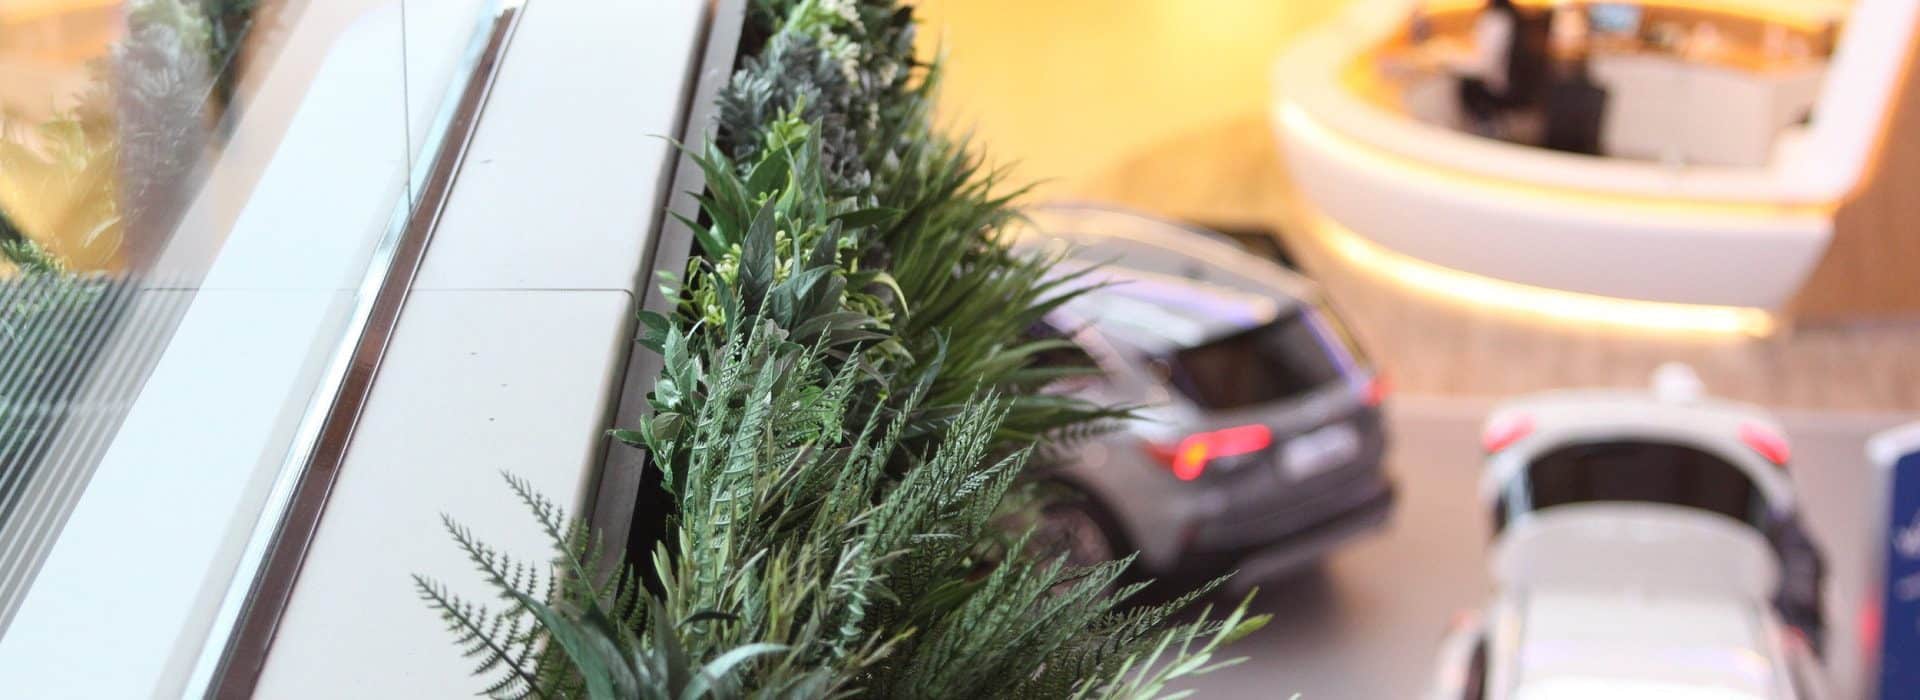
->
[1018,205,1395,589]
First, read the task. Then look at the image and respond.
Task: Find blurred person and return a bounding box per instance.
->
[1447,0,1522,133]
[1541,3,1608,155]
[1445,0,1554,138]
[1548,3,1590,60]
[1409,5,1435,44]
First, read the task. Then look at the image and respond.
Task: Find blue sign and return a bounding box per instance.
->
[1875,424,1920,700]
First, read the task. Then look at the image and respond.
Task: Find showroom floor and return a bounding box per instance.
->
[1172,398,1904,699]
[919,0,1920,415]
[915,2,1920,697]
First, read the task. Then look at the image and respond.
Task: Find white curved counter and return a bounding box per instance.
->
[1271,0,1913,316]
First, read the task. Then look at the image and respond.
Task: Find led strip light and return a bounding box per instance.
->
[1304,211,1778,337]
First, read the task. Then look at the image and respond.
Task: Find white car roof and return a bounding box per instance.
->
[1050,267,1282,354]
[1014,203,1321,304]
[1480,387,1796,511]
[1505,589,1784,700]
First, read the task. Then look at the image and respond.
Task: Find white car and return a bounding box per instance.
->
[1430,369,1829,699]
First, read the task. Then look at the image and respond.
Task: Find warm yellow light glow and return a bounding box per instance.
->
[914,0,1351,197]
[1306,212,1778,337]
[1419,0,1847,33]
[1280,101,1836,218]
[0,0,120,26]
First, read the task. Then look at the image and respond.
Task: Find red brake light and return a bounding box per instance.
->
[1362,374,1391,407]
[1860,598,1883,656]
[1739,422,1791,466]
[1481,414,1534,454]
[1147,425,1274,481]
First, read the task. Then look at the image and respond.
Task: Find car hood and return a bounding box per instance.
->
[1508,588,1780,700]
[1494,503,1779,599]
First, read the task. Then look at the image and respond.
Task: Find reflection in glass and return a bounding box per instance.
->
[0,0,262,623]
[1,0,255,273]
[0,3,497,688]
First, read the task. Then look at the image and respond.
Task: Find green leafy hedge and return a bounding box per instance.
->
[421,2,1263,697]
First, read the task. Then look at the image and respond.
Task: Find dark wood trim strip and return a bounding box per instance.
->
[203,5,527,697]
[587,0,749,572]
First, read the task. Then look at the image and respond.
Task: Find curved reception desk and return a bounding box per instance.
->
[1273,0,1920,333]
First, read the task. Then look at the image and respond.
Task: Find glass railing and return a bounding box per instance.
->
[0,0,503,693]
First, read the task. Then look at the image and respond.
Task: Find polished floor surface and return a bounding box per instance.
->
[916,2,1920,413]
[1174,398,1904,699]
[911,3,1920,696]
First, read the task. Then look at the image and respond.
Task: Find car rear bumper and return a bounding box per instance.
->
[1163,475,1396,584]
[1227,483,1395,589]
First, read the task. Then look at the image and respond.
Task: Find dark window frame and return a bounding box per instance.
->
[1161,305,1359,410]
[1494,439,1774,534]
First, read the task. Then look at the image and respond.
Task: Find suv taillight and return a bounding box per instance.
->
[1146,424,1274,481]
[1362,373,1390,407]
[1739,422,1791,466]
[1481,414,1534,454]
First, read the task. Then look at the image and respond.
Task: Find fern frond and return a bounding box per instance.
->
[413,575,547,700]
[1066,592,1272,700]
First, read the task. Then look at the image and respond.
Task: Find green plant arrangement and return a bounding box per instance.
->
[423,315,1262,698]
[713,0,1127,450]
[420,0,1266,697]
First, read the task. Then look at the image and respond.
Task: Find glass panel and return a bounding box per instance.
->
[1521,441,1767,528]
[0,0,498,692]
[1167,311,1349,409]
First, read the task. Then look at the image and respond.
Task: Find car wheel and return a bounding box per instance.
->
[1033,497,1124,570]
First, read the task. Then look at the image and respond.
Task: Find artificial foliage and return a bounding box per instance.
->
[712,0,1127,452]
[423,0,1265,697]
[424,319,1262,698]
[661,121,1119,460]
[716,0,917,195]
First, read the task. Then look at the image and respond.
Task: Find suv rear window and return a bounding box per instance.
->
[1505,441,1768,529]
[1165,308,1357,409]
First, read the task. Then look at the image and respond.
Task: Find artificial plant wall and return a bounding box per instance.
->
[421,2,1263,697]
